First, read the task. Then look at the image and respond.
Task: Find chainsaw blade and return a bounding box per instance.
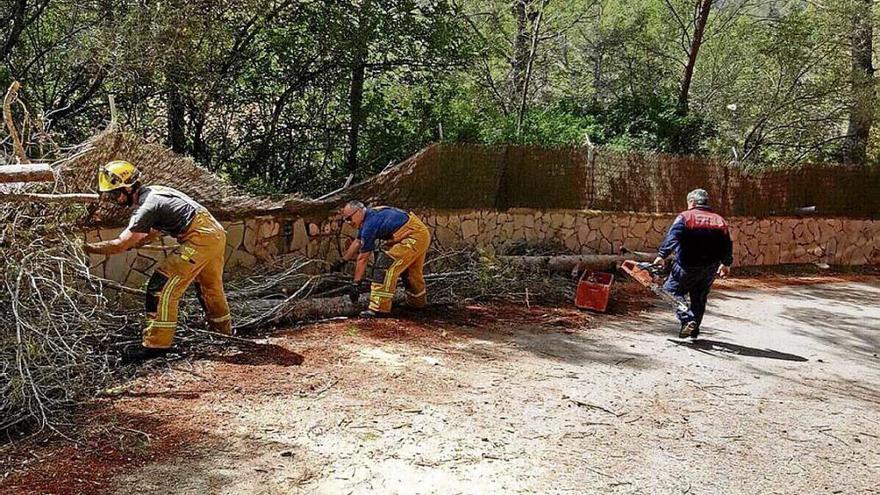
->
[619,260,689,313]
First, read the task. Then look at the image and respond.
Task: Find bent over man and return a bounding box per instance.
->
[654,189,733,339]
[84,160,232,358]
[334,201,431,318]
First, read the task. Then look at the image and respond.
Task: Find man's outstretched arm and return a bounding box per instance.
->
[84,229,149,255]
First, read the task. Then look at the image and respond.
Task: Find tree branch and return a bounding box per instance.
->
[3,82,30,164]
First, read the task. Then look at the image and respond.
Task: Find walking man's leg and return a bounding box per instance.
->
[688,266,717,337]
[664,264,697,337]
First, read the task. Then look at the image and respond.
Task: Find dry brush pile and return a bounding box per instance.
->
[0,186,135,438]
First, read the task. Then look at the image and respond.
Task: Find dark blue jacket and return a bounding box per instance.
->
[658,206,733,268]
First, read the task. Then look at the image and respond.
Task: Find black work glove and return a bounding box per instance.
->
[329,260,347,273]
[348,281,362,304]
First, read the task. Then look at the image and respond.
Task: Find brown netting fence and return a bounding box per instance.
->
[589,150,880,217]
[33,135,880,221]
[363,143,880,218]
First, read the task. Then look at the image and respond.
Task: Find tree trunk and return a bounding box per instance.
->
[1,1,50,61]
[498,253,654,274]
[166,67,187,153]
[3,81,29,163]
[510,0,531,106]
[0,191,99,202]
[346,57,366,174]
[515,0,545,136]
[237,294,366,332]
[590,4,604,107]
[677,0,713,116]
[190,103,210,165]
[844,0,875,165]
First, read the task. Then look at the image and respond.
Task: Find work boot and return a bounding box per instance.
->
[690,326,701,340]
[121,345,170,364]
[678,321,696,339]
[359,309,386,318]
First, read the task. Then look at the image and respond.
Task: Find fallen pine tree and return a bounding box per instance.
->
[226,251,577,331]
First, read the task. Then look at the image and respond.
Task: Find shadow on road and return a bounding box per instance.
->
[669,338,808,362]
[781,305,880,358]
[205,343,305,367]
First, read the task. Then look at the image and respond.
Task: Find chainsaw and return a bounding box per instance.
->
[619,259,689,314]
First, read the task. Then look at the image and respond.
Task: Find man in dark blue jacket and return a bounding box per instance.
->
[654,189,733,339]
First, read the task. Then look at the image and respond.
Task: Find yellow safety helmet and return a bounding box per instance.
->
[97,160,140,192]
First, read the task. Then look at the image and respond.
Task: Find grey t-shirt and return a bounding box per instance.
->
[127,186,202,237]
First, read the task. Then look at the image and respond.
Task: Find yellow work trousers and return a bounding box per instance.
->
[369,213,431,313]
[143,210,232,348]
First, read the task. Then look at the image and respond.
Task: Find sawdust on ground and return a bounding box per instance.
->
[2,276,879,494]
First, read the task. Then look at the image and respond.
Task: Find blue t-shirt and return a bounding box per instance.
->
[358,207,409,252]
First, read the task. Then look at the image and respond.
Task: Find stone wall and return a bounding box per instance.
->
[86,209,880,285]
[417,210,880,267]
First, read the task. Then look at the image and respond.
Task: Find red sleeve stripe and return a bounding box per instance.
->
[681,210,729,232]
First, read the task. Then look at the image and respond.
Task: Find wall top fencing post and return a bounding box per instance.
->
[583,134,596,209]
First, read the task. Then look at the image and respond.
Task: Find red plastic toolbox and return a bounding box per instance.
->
[575,271,613,312]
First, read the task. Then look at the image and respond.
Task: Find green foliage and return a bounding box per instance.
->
[1,0,878,194]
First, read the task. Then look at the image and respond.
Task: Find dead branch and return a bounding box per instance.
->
[3,81,30,164]
[0,191,95,201]
[73,270,146,296]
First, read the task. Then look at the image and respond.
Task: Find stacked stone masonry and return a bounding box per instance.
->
[86,209,880,285]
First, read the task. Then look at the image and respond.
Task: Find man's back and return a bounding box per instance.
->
[678,207,733,267]
[357,206,409,251]
[664,207,733,268]
[128,186,203,238]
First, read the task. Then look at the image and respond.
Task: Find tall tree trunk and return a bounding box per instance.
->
[345,0,372,175]
[515,0,545,136]
[1,0,50,62]
[677,0,713,116]
[844,0,875,165]
[166,66,186,153]
[189,102,209,165]
[346,55,366,174]
[590,5,604,107]
[510,0,531,106]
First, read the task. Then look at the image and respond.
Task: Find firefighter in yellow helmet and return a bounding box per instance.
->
[332,201,431,317]
[84,160,233,360]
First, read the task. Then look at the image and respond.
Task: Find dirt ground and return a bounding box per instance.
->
[2,277,879,495]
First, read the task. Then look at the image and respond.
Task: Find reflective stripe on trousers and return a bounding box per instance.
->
[143,210,233,348]
[368,213,430,313]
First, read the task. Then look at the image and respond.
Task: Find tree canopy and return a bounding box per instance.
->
[2,0,877,194]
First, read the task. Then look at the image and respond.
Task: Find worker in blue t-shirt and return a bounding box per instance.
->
[332,201,431,317]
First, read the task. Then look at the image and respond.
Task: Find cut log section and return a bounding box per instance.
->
[0,164,55,184]
[236,293,368,332]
